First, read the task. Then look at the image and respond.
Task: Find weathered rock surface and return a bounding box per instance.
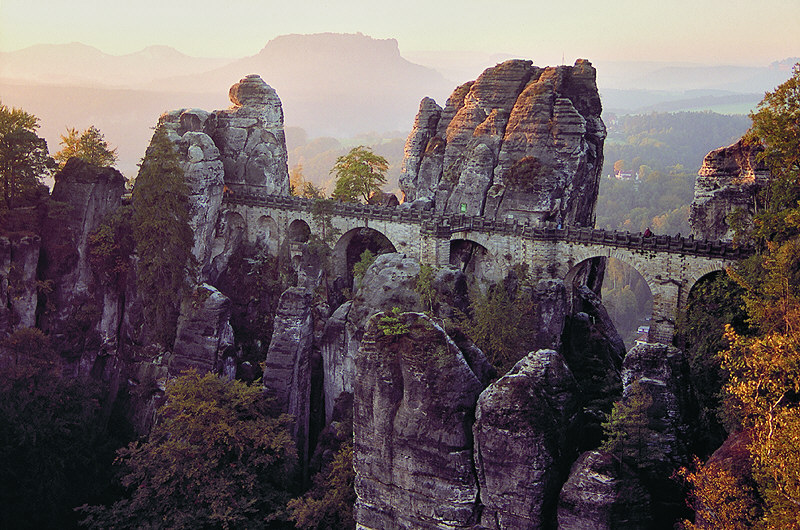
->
[400,59,605,225]
[690,137,770,241]
[557,450,652,529]
[171,284,234,374]
[621,342,694,473]
[40,158,127,361]
[0,235,40,334]
[323,253,476,423]
[320,301,354,423]
[158,109,225,273]
[561,285,625,449]
[155,75,290,276]
[354,311,485,529]
[473,349,577,529]
[214,74,290,194]
[263,287,314,464]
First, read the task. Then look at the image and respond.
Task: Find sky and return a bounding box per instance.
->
[1,0,798,66]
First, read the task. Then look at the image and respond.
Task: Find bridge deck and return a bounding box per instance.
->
[223,187,752,259]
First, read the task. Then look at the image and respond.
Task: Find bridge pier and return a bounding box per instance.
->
[421,236,451,268]
[649,281,682,344]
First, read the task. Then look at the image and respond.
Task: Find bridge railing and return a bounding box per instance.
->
[223,187,753,259]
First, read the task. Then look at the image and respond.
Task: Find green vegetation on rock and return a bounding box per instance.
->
[131,127,194,348]
[78,370,297,530]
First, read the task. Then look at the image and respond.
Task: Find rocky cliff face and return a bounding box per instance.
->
[0,234,40,334]
[689,137,770,241]
[354,311,485,529]
[157,74,290,279]
[473,349,577,528]
[40,159,128,366]
[400,59,605,226]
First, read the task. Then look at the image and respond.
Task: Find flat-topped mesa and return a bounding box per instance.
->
[399,59,605,226]
[689,137,770,241]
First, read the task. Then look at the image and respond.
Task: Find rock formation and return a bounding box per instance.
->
[39,158,128,363]
[214,75,290,194]
[354,311,485,529]
[156,74,290,278]
[689,137,770,241]
[473,349,577,528]
[557,450,652,529]
[171,284,235,374]
[0,234,40,334]
[400,59,605,226]
[263,287,314,464]
[621,342,694,474]
[158,108,225,272]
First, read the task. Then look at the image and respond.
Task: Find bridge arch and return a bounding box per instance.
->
[449,238,504,286]
[288,219,311,243]
[333,227,397,288]
[565,256,654,347]
[254,215,279,254]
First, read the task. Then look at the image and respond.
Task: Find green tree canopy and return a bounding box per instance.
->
[131,126,194,347]
[0,101,53,209]
[54,126,118,169]
[330,146,388,203]
[0,328,122,529]
[78,370,298,529]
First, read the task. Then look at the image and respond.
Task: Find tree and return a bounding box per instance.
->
[54,126,118,169]
[601,380,664,468]
[330,146,388,203]
[0,328,122,529]
[131,127,194,347]
[682,67,800,529]
[0,101,53,209]
[740,63,800,247]
[78,370,297,529]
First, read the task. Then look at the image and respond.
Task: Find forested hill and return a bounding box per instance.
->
[596,111,751,235]
[601,111,751,175]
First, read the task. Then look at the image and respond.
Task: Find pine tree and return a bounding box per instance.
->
[131,127,194,348]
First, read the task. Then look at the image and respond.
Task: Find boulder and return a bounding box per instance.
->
[354,311,484,529]
[690,137,770,241]
[557,450,652,529]
[399,59,605,225]
[473,349,577,528]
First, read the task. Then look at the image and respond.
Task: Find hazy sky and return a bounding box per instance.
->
[1,0,797,65]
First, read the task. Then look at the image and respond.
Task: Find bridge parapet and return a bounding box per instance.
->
[223,188,753,259]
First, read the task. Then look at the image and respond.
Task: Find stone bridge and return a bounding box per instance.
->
[222,185,750,344]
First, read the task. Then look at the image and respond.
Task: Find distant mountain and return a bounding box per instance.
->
[0,33,454,176]
[0,42,231,86]
[160,33,453,135]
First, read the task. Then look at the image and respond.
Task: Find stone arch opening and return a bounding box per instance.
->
[254,215,279,254]
[449,239,501,287]
[680,269,745,340]
[333,227,397,288]
[288,219,311,243]
[565,256,653,348]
